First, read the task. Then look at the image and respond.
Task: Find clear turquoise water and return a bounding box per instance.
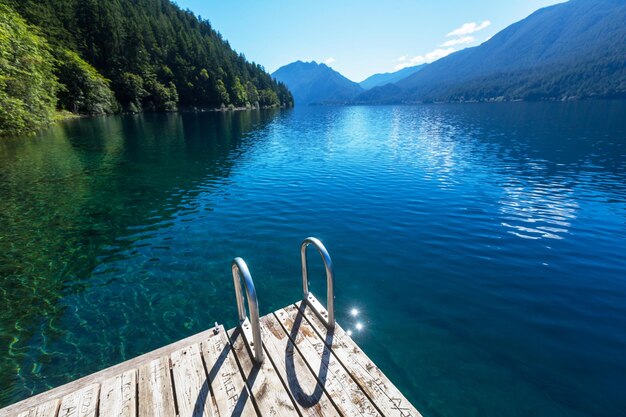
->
[1,103,625,416]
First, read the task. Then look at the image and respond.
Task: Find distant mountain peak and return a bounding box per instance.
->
[272,61,363,105]
[359,65,426,90]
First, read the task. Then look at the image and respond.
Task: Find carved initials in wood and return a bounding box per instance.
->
[391,397,414,416]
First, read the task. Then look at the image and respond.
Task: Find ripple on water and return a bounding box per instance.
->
[1,104,626,416]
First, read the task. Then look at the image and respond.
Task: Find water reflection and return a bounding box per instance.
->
[0,109,283,403]
[384,102,626,242]
[499,179,578,240]
[1,102,625,417]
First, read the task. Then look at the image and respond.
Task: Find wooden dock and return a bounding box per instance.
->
[0,239,422,417]
[0,297,421,417]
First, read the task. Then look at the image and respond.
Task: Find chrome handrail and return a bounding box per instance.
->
[301,237,335,328]
[232,257,264,363]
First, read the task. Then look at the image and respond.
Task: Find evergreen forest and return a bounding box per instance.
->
[0,0,293,136]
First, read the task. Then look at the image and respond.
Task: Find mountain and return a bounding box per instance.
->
[0,0,292,133]
[272,61,363,105]
[357,0,626,103]
[359,65,425,90]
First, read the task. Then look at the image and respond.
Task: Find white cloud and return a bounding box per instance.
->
[394,62,414,71]
[324,57,335,65]
[392,20,490,72]
[394,48,455,70]
[440,36,475,47]
[447,20,491,37]
[425,48,455,62]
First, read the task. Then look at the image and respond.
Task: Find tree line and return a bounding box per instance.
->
[0,0,293,136]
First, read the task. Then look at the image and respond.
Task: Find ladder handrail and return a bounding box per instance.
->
[301,237,335,328]
[231,257,264,363]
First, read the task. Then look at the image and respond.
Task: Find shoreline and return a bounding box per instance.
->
[53,110,85,122]
[51,104,289,126]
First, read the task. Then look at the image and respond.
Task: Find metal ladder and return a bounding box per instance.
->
[231,237,335,364]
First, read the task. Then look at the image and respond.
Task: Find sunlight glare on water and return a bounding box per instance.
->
[1,102,626,417]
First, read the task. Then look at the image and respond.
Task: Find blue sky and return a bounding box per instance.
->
[174,0,566,82]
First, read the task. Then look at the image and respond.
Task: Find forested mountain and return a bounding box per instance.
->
[0,0,292,136]
[272,61,363,105]
[357,0,626,103]
[359,65,425,90]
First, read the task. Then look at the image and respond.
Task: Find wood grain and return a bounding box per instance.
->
[138,357,176,417]
[201,328,257,417]
[275,305,382,417]
[260,314,340,417]
[58,384,99,417]
[16,399,60,417]
[228,327,299,417]
[299,297,422,417]
[1,326,221,417]
[99,370,136,417]
[170,343,216,417]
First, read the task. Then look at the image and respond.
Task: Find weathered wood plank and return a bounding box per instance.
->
[1,326,223,417]
[3,301,423,417]
[16,399,60,417]
[260,313,341,417]
[275,305,382,417]
[138,357,176,417]
[170,343,216,417]
[227,327,300,417]
[58,384,99,417]
[99,370,136,417]
[299,297,423,417]
[201,327,257,417]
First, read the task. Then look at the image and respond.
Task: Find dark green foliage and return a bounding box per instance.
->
[0,4,58,136]
[231,77,247,107]
[215,79,230,106]
[56,49,118,114]
[2,0,292,114]
[144,78,178,112]
[245,81,260,107]
[116,73,148,113]
[259,89,280,107]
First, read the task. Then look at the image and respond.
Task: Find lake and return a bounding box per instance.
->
[1,102,625,416]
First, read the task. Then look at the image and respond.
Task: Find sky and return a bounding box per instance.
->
[174,0,566,82]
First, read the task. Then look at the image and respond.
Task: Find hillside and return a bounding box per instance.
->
[272,61,363,105]
[0,0,292,136]
[359,65,425,90]
[357,0,626,103]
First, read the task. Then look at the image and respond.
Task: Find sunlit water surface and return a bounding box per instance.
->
[1,103,625,416]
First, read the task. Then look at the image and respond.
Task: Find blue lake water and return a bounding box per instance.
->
[1,102,625,416]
